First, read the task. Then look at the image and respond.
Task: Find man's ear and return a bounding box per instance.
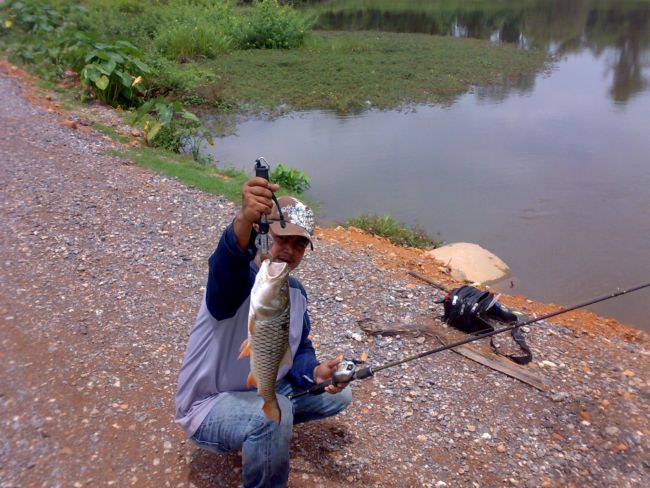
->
[253,223,260,233]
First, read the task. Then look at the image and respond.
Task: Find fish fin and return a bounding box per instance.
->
[262,400,281,423]
[248,317,255,335]
[246,371,257,388]
[280,346,293,368]
[238,339,251,359]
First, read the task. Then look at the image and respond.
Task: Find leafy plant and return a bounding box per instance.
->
[2,0,63,33]
[345,214,442,249]
[129,97,204,152]
[270,163,311,193]
[79,38,151,107]
[155,19,233,61]
[236,0,312,49]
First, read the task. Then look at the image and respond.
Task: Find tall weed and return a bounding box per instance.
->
[236,0,312,49]
[155,20,233,61]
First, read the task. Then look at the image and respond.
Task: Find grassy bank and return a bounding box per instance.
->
[0,1,548,112]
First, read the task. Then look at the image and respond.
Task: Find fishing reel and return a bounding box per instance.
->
[332,358,358,384]
[332,355,371,384]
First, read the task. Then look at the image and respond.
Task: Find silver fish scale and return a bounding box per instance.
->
[251,306,291,402]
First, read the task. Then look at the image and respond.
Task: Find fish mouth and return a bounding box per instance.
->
[267,261,289,279]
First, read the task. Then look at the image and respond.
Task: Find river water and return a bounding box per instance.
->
[205,1,650,330]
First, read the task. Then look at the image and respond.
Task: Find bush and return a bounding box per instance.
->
[270,163,310,193]
[129,97,202,151]
[235,0,312,49]
[345,214,442,249]
[2,0,63,33]
[155,19,233,61]
[79,38,152,107]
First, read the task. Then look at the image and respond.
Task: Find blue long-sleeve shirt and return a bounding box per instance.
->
[175,223,319,435]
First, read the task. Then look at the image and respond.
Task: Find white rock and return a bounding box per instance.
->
[425,242,511,283]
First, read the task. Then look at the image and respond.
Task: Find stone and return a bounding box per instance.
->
[424,242,511,284]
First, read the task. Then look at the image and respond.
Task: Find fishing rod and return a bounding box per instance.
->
[288,281,650,399]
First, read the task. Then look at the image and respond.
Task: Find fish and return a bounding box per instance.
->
[238,259,292,423]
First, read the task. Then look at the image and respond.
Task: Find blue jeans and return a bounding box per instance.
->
[191,378,352,488]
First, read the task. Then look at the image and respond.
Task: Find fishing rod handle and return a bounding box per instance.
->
[354,365,374,379]
[255,158,270,180]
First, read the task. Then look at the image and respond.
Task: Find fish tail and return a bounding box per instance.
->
[262,398,281,424]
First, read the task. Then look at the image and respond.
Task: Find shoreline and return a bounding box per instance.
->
[318,225,649,344]
[1,59,646,345]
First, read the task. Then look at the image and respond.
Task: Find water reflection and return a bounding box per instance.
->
[315,0,650,102]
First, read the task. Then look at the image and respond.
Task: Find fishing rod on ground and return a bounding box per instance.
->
[288,281,650,400]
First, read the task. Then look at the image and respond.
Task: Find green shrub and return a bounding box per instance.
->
[270,163,310,193]
[129,97,202,151]
[345,214,442,249]
[236,0,312,49]
[155,19,233,61]
[80,38,152,107]
[2,0,63,33]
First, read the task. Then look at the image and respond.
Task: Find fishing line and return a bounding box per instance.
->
[289,281,650,399]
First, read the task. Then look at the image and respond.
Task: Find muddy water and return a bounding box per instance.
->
[205,2,650,330]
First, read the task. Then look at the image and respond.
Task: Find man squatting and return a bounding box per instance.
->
[175,177,353,487]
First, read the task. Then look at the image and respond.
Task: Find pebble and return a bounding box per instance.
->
[1,71,648,488]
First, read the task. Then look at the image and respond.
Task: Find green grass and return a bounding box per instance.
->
[109,146,250,202]
[92,123,130,143]
[191,30,547,112]
[345,213,443,249]
[103,145,311,206]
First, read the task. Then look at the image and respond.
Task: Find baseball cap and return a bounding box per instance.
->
[269,196,315,250]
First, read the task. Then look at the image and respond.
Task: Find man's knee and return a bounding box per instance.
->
[331,386,352,415]
[249,395,294,440]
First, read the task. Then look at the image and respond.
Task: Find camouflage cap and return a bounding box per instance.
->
[269,196,315,249]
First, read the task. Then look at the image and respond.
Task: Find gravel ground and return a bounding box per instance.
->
[1,70,649,488]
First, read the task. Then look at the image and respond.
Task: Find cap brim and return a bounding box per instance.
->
[270,221,314,250]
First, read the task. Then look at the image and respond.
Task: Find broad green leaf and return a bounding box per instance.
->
[147,122,163,142]
[116,40,139,52]
[132,59,152,75]
[82,64,102,82]
[95,75,110,91]
[84,50,98,63]
[158,105,173,126]
[99,59,117,76]
[181,111,199,123]
[114,70,132,88]
[107,52,125,64]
